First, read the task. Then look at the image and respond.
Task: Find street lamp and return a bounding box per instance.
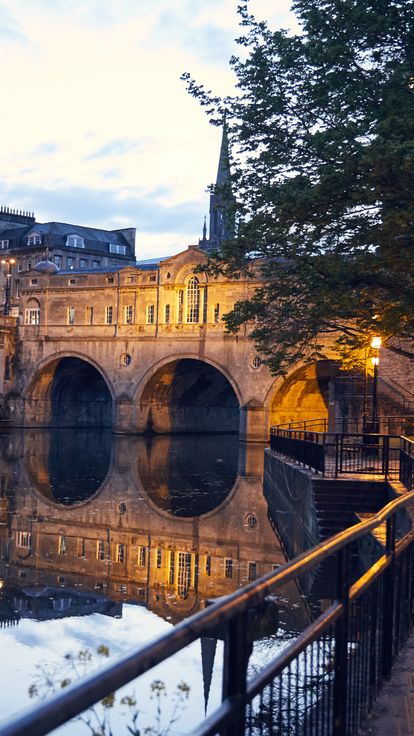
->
[1,258,15,316]
[370,336,382,433]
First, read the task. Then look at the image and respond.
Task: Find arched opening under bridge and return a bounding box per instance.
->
[270,360,341,428]
[139,358,239,435]
[26,357,113,428]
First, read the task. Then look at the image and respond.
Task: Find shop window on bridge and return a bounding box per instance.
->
[214,303,220,323]
[186,276,200,323]
[105,305,113,325]
[124,305,133,324]
[25,300,40,325]
[16,531,31,549]
[77,538,85,558]
[177,290,184,323]
[205,555,211,577]
[96,540,105,561]
[156,548,162,569]
[116,543,126,563]
[165,304,170,324]
[137,546,146,567]
[58,535,67,555]
[224,558,233,579]
[248,562,257,581]
[67,306,75,325]
[177,552,191,599]
[147,304,155,324]
[85,306,93,325]
[169,551,175,584]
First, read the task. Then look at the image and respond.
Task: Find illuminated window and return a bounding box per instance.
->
[16,531,31,548]
[67,307,75,325]
[137,546,146,567]
[224,558,233,579]
[165,304,170,324]
[147,304,155,324]
[124,305,133,324]
[116,543,126,563]
[58,535,67,555]
[105,306,113,324]
[96,540,105,561]
[186,276,200,323]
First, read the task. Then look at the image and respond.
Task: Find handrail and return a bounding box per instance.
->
[2,489,414,736]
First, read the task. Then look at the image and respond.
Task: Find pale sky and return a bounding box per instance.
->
[0,0,295,260]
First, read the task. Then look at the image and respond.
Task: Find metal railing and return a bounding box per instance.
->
[269,426,404,479]
[2,492,414,736]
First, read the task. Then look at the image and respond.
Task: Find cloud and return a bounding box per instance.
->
[88,139,144,160]
[32,142,60,156]
[0,5,28,44]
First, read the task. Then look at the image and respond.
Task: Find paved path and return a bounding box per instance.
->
[360,632,414,735]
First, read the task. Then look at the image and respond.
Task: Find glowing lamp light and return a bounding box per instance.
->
[371,356,379,366]
[371,336,382,349]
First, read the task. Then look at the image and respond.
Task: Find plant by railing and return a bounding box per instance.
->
[1,492,414,736]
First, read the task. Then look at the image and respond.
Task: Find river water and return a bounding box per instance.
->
[0,430,309,735]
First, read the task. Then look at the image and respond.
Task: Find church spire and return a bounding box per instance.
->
[199,119,235,253]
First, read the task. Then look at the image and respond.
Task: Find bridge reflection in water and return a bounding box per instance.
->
[0,430,308,733]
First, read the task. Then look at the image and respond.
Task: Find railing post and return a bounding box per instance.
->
[333,545,350,736]
[335,434,340,478]
[383,435,389,477]
[382,514,396,680]
[222,611,252,736]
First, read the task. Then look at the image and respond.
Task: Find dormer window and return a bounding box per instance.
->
[0,240,9,249]
[109,243,126,255]
[66,234,85,248]
[27,232,42,246]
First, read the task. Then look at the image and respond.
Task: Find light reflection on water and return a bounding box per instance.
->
[0,430,308,733]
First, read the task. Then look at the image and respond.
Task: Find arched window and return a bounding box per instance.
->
[186,276,200,323]
[25,298,40,325]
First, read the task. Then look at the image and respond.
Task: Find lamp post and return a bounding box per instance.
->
[1,258,15,316]
[370,336,381,434]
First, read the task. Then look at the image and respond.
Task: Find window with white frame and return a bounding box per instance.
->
[79,258,87,269]
[58,535,67,555]
[53,255,62,268]
[96,540,105,560]
[105,306,113,324]
[16,530,31,548]
[177,552,191,599]
[109,243,126,255]
[116,543,126,563]
[147,304,155,324]
[165,304,170,324]
[186,276,200,323]
[92,260,100,269]
[124,305,133,324]
[67,307,75,325]
[0,240,9,249]
[66,256,75,269]
[27,232,42,246]
[66,234,85,248]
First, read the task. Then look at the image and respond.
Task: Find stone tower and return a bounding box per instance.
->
[199,122,235,252]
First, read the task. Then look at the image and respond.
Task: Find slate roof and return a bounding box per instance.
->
[29,221,128,245]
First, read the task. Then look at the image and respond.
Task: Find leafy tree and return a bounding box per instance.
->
[182,0,414,374]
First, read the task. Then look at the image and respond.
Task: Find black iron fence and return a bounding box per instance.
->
[270,426,403,479]
[1,492,414,736]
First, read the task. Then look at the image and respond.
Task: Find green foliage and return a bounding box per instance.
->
[183,0,414,374]
[29,647,190,736]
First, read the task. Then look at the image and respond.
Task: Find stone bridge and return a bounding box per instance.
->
[0,247,340,441]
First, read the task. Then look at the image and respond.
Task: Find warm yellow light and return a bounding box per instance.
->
[9,259,15,264]
[0,260,6,265]
[371,336,382,349]
[371,356,379,366]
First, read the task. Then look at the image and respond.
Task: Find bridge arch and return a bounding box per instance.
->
[265,359,341,428]
[21,352,115,428]
[134,354,242,435]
